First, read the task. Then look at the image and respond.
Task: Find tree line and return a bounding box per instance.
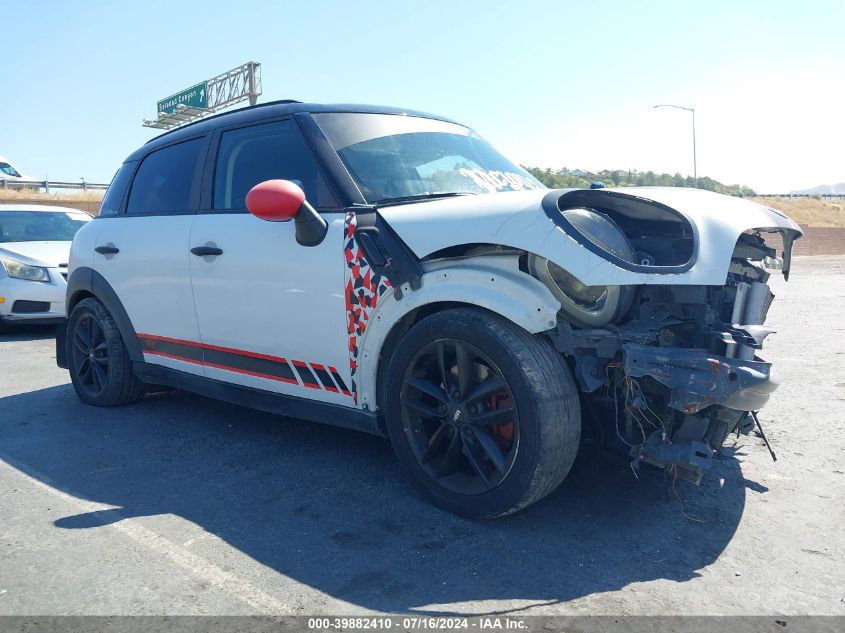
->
[524,167,755,197]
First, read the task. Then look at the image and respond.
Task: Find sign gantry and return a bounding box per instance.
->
[143,62,262,130]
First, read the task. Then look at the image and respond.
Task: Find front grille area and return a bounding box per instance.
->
[11,300,51,314]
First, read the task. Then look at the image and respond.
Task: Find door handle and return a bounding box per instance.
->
[94,245,119,255]
[191,246,223,257]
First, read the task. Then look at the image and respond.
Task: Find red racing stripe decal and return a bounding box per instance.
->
[329,366,352,397]
[137,334,353,397]
[199,359,300,385]
[138,334,297,385]
[290,360,321,389]
[142,350,300,385]
[310,363,339,393]
[138,333,291,364]
[142,349,205,366]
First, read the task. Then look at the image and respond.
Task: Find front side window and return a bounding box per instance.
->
[0,211,90,243]
[213,119,337,210]
[126,138,203,214]
[313,112,545,204]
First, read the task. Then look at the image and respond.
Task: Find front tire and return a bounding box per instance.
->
[383,308,581,518]
[67,297,146,406]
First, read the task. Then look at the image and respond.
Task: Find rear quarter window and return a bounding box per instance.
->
[126,138,204,215]
[98,161,137,217]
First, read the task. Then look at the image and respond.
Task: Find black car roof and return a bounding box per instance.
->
[126,100,459,162]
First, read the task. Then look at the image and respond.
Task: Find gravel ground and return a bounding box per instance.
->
[0,255,842,616]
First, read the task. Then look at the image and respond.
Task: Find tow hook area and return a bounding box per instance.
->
[637,434,713,476]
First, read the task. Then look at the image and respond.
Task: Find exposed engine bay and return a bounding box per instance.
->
[538,199,793,482]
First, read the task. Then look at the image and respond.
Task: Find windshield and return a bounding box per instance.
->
[0,210,90,243]
[0,162,22,178]
[313,113,545,204]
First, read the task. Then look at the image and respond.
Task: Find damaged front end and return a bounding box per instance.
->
[548,231,794,483]
[378,184,802,482]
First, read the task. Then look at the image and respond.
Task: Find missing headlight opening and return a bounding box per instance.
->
[542,189,697,271]
[545,227,792,484]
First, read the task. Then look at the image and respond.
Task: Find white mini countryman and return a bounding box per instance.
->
[58,102,802,517]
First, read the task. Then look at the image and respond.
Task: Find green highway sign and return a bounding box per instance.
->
[157,81,208,115]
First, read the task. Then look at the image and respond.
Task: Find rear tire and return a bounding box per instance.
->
[383,308,581,518]
[67,297,146,406]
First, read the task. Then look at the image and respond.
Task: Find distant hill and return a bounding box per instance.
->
[790,183,845,195]
[525,167,755,197]
[753,196,845,227]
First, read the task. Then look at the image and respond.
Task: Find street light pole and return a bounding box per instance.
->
[653,104,697,188]
[691,108,697,189]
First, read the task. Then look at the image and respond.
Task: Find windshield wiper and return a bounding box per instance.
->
[374,192,479,206]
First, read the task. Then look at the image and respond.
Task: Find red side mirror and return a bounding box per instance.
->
[245,179,305,222]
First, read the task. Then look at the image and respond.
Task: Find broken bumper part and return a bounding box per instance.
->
[623,342,778,414]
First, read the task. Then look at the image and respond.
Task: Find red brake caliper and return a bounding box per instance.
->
[489,392,514,449]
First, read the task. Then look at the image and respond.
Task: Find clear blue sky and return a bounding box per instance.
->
[2,0,842,192]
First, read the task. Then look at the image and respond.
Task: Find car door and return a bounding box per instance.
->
[189,118,353,405]
[94,136,207,376]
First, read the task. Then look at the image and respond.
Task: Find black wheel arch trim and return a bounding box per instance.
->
[65,267,143,362]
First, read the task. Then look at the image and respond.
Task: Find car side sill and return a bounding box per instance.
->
[133,361,385,437]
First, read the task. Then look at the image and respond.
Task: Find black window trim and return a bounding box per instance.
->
[198,115,346,215]
[294,112,366,207]
[121,133,211,218]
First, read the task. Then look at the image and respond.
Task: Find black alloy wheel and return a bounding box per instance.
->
[70,311,110,399]
[400,338,519,495]
[66,297,146,406]
[384,308,581,518]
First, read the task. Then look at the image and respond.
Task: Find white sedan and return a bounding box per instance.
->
[0,154,34,181]
[0,204,90,329]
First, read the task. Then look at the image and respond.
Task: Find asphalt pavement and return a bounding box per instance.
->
[1,256,843,616]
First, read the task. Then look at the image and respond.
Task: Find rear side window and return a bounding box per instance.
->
[212,119,337,210]
[127,138,203,214]
[98,161,136,217]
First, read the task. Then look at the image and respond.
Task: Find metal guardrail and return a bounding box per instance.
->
[0,179,109,193]
[758,193,845,200]
[2,178,842,200]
